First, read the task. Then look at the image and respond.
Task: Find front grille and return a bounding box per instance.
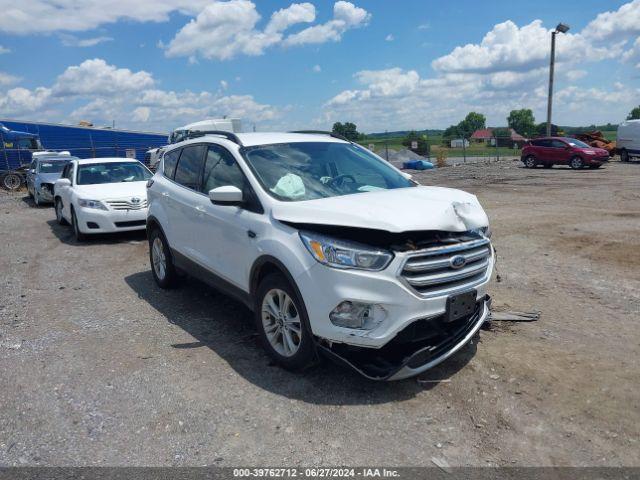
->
[105,199,148,210]
[400,238,491,297]
[115,220,146,228]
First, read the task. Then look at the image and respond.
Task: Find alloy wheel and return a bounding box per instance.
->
[151,237,167,281]
[261,288,302,357]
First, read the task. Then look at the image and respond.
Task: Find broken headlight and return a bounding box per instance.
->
[299,231,393,271]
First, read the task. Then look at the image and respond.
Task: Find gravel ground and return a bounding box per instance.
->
[0,158,638,467]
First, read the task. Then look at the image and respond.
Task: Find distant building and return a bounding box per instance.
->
[450,138,470,148]
[470,128,527,147]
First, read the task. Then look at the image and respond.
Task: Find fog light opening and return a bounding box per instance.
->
[329,301,386,330]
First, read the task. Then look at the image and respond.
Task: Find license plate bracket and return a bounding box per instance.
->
[445,290,477,322]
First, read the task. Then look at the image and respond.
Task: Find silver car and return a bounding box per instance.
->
[26,154,78,206]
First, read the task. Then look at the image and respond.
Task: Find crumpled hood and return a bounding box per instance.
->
[72,181,148,200]
[271,186,489,233]
[36,173,62,184]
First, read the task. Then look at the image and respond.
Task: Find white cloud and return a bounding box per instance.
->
[0,58,279,131]
[0,72,20,86]
[566,69,588,81]
[165,1,319,60]
[0,0,211,34]
[220,80,229,90]
[313,64,322,72]
[166,1,362,61]
[385,34,394,42]
[0,45,9,54]
[432,19,619,75]
[0,87,53,116]
[418,23,430,30]
[622,37,640,68]
[52,59,154,97]
[59,34,114,47]
[583,0,640,41]
[282,1,370,46]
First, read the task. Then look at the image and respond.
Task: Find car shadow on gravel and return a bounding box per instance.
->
[124,270,477,404]
[46,219,147,245]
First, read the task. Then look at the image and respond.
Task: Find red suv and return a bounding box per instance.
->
[521,137,609,169]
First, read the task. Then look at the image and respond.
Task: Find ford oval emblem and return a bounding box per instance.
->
[450,255,467,269]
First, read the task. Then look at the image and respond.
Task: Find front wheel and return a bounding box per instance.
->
[71,208,87,241]
[149,228,178,289]
[255,273,317,371]
[524,156,537,168]
[55,198,68,225]
[570,156,584,169]
[33,190,41,206]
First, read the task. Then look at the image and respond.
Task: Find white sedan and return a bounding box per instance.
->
[53,157,152,241]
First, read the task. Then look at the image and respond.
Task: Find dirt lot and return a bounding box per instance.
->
[0,159,638,467]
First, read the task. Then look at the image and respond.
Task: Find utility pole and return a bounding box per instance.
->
[546,23,570,136]
[385,130,389,161]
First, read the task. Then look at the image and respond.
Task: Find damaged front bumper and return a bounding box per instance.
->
[317,296,490,381]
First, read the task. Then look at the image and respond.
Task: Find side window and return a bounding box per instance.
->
[201,145,246,193]
[163,149,180,179]
[174,145,206,190]
[551,140,566,149]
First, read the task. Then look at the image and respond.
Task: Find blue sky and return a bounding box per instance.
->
[1,0,639,133]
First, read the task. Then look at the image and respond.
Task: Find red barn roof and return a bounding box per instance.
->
[470,128,493,139]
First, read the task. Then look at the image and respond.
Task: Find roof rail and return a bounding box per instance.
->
[289,130,349,142]
[186,130,243,146]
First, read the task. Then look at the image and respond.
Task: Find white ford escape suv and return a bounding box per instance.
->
[146,131,493,380]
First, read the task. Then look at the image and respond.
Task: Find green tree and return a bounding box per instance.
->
[459,112,486,135]
[536,122,559,136]
[627,106,640,120]
[332,122,361,141]
[402,131,429,156]
[507,109,536,137]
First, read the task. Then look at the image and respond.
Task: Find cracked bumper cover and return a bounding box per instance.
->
[317,296,491,381]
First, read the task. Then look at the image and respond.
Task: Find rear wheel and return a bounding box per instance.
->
[570,156,584,169]
[149,228,178,288]
[620,149,629,163]
[71,208,87,241]
[524,156,537,168]
[55,198,68,225]
[255,273,317,371]
[2,173,22,191]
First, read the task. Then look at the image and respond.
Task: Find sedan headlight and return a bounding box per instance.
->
[299,231,393,271]
[78,199,108,210]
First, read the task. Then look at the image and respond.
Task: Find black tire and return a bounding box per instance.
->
[55,198,68,225]
[620,149,629,163]
[524,155,537,168]
[570,156,584,169]
[254,272,317,371]
[33,190,40,206]
[71,208,87,241]
[543,163,553,169]
[148,228,178,289]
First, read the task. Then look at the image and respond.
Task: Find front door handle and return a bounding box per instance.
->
[195,205,206,213]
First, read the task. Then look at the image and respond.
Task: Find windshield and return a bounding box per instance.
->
[243,142,413,201]
[77,161,152,185]
[38,161,67,173]
[565,138,591,148]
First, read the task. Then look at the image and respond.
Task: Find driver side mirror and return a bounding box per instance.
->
[209,186,243,206]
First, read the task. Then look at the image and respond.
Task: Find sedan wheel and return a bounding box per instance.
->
[570,156,584,169]
[55,199,68,225]
[524,156,537,168]
[261,288,302,358]
[33,191,40,206]
[71,209,87,241]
